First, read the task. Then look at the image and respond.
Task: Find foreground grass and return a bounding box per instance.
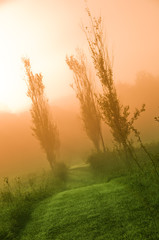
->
[0,172,66,240]
[1,165,159,240]
[0,166,98,240]
[20,174,159,240]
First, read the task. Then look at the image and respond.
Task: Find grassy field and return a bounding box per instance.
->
[0,165,159,240]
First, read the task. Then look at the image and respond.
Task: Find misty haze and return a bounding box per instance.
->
[0,0,159,239]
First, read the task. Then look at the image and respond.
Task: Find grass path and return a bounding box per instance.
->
[19,177,158,240]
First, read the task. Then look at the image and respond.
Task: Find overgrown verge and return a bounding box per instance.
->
[87,149,129,180]
[87,142,159,176]
[87,145,159,236]
[0,169,67,240]
[123,169,159,238]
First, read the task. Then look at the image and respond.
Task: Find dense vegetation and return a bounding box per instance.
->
[0,155,159,239]
[0,170,67,240]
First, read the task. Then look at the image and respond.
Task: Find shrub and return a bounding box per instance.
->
[54,162,69,182]
[87,151,120,176]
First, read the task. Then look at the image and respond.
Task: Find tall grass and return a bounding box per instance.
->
[87,143,159,236]
[0,171,67,240]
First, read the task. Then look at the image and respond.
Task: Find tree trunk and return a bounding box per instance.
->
[46,152,56,171]
[99,130,106,152]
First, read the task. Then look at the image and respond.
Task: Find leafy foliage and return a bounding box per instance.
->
[87,151,120,176]
[23,58,60,170]
[66,51,105,152]
[83,8,147,170]
[54,162,68,182]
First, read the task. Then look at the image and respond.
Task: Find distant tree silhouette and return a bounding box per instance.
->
[66,50,105,152]
[154,116,159,123]
[23,58,60,170]
[83,7,146,170]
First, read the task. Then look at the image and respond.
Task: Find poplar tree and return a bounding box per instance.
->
[83,8,145,170]
[66,51,105,152]
[23,58,60,170]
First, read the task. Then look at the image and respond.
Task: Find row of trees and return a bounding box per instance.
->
[66,8,158,174]
[23,8,158,175]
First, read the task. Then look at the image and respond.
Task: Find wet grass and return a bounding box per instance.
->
[0,164,159,240]
[20,175,159,240]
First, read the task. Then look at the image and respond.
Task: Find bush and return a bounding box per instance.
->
[87,151,120,176]
[54,162,68,182]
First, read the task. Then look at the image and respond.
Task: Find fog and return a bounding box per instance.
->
[0,72,159,176]
[0,0,159,176]
[0,0,159,112]
[0,98,91,177]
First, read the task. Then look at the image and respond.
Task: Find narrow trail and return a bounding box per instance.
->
[19,178,156,240]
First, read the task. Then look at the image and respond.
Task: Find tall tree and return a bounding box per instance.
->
[23,58,60,170]
[66,51,105,152]
[83,8,145,170]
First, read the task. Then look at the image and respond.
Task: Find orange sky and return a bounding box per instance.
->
[0,0,159,112]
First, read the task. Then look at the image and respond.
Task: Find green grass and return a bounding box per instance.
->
[0,172,66,240]
[1,165,159,240]
[19,175,159,240]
